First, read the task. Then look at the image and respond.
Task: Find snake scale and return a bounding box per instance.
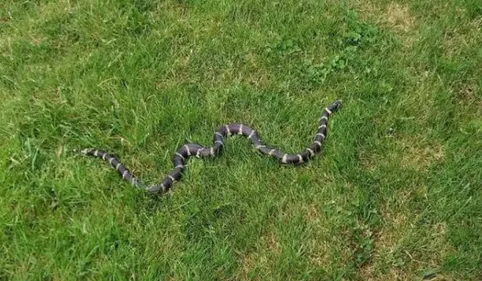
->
[80,100,342,194]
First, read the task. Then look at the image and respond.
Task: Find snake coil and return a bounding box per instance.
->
[80,100,342,194]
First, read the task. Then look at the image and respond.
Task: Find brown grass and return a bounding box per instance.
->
[384,3,413,33]
[352,1,416,47]
[393,136,445,170]
[359,195,457,281]
[442,15,482,59]
[456,82,481,114]
[352,1,413,31]
[362,133,444,176]
[237,231,280,280]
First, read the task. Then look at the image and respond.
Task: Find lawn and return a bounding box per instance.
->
[1,0,481,280]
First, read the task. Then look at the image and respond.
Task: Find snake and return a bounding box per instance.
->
[79,99,342,194]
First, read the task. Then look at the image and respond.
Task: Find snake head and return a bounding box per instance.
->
[327,99,343,112]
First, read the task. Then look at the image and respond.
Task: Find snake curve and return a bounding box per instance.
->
[79,99,342,194]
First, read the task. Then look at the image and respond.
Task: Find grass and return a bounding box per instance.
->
[1,0,481,280]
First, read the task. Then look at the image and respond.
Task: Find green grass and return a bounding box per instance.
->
[1,0,481,280]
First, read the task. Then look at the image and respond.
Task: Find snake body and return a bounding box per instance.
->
[80,100,342,194]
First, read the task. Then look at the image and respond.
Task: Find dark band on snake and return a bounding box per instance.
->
[80,100,342,194]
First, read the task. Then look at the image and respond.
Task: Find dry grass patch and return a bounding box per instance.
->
[361,133,444,175]
[457,83,478,101]
[441,16,482,59]
[236,231,280,280]
[393,135,444,170]
[360,195,457,281]
[384,3,413,33]
[456,82,481,114]
[360,267,457,281]
[239,253,262,280]
[360,265,418,281]
[0,35,12,52]
[351,1,414,32]
[352,1,416,47]
[302,203,325,224]
[381,2,416,49]
[302,203,344,268]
